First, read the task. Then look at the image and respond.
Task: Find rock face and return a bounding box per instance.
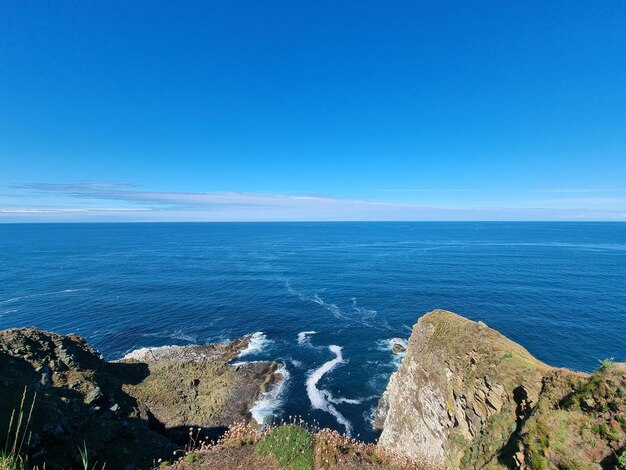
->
[119,342,280,442]
[0,328,280,469]
[375,309,626,469]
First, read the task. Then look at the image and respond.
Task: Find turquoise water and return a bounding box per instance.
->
[1,222,625,440]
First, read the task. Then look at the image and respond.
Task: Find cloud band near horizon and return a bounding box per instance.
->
[1,183,625,222]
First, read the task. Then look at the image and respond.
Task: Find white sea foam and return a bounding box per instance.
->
[286,283,350,321]
[169,332,197,343]
[250,364,290,426]
[305,345,355,435]
[377,337,408,364]
[311,295,350,320]
[388,337,408,352]
[364,406,377,429]
[285,282,308,302]
[328,396,363,405]
[0,288,87,305]
[297,330,317,346]
[350,297,378,327]
[290,359,304,368]
[238,332,270,358]
[286,283,392,330]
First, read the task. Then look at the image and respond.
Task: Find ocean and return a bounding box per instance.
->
[1,222,625,441]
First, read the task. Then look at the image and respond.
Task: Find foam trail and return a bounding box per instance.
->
[285,282,308,302]
[311,295,349,320]
[350,297,377,327]
[297,331,317,346]
[251,364,290,426]
[0,288,87,305]
[238,332,269,358]
[328,397,363,405]
[305,345,353,435]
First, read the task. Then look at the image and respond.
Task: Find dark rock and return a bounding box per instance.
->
[0,327,281,470]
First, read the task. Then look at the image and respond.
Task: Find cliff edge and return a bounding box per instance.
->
[374,309,626,469]
[0,328,280,469]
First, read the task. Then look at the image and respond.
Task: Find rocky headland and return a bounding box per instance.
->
[374,309,626,469]
[1,311,625,469]
[0,328,280,469]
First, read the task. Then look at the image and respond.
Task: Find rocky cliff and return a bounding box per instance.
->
[0,328,280,469]
[375,309,626,469]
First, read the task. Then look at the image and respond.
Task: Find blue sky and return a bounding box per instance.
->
[1,1,625,221]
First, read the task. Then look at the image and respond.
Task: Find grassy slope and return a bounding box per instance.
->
[164,423,438,470]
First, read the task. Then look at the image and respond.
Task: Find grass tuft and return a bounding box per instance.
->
[1,387,36,470]
[256,424,314,470]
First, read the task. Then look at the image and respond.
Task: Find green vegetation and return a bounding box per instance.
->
[78,442,90,470]
[0,388,36,470]
[184,452,200,464]
[618,450,626,469]
[518,361,626,470]
[256,425,314,470]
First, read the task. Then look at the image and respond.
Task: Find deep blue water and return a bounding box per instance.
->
[1,222,625,440]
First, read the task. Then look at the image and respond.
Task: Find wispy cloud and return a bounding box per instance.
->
[371,189,481,193]
[531,189,626,194]
[1,182,625,222]
[0,208,151,214]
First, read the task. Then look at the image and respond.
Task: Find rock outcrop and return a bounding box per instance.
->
[0,328,280,469]
[375,309,626,469]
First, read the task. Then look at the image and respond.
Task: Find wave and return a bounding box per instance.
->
[250,364,290,426]
[305,345,356,436]
[297,330,317,346]
[238,332,270,358]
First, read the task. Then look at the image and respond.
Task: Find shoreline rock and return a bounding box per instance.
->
[0,328,280,469]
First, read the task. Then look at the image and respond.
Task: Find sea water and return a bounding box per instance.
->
[1,222,625,440]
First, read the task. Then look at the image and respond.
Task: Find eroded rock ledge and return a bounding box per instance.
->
[0,328,279,469]
[374,309,626,469]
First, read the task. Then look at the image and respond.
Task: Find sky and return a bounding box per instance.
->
[1,1,626,222]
